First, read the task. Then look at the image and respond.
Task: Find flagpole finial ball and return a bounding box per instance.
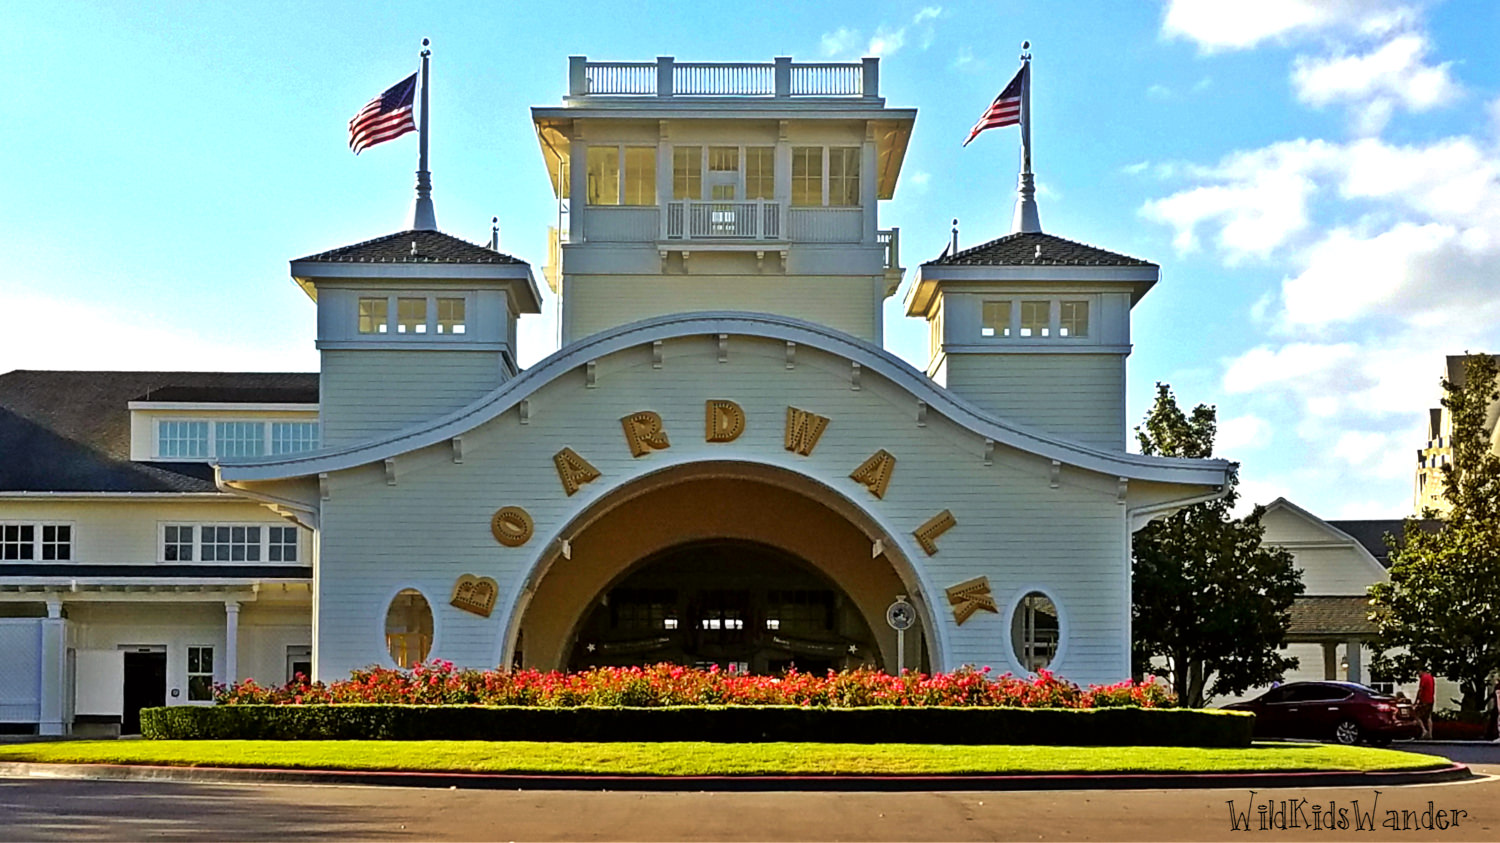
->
[1021,40,1029,50]
[422,37,430,47]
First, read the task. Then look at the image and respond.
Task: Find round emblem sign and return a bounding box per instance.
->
[886,599,915,631]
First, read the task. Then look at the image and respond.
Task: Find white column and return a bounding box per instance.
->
[224,601,241,687]
[1345,638,1363,684]
[861,124,878,244]
[38,598,66,736]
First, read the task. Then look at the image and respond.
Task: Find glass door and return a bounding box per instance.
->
[706,147,742,236]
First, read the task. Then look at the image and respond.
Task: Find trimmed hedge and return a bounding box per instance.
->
[142,704,1252,747]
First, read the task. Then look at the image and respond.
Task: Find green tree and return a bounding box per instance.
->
[1132,383,1305,707]
[1370,353,1500,711]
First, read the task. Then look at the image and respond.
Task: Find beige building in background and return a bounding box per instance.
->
[1413,353,1500,514]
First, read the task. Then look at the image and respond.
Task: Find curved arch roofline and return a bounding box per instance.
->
[217,311,1232,488]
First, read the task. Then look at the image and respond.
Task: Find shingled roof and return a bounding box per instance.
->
[1326,519,1443,567]
[294,229,525,265]
[1287,596,1379,638]
[0,371,318,493]
[925,231,1155,268]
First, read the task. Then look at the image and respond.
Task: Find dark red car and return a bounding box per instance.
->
[1223,681,1422,745]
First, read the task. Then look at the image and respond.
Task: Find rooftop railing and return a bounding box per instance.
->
[569,56,879,99]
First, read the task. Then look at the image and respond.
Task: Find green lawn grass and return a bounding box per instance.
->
[0,741,1452,776]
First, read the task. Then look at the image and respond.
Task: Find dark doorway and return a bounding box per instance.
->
[122,650,167,735]
[567,540,880,675]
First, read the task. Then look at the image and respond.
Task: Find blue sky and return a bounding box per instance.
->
[4,1,1498,519]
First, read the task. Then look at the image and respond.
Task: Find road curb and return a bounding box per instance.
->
[0,761,1475,792]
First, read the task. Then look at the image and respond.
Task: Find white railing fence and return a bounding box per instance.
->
[878,227,901,269]
[664,200,781,240]
[585,207,661,242]
[788,207,863,243]
[570,56,879,99]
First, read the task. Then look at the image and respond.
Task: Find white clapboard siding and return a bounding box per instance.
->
[320,349,507,448]
[943,353,1126,451]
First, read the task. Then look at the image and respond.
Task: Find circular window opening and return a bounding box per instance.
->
[385,588,433,667]
[1011,592,1059,671]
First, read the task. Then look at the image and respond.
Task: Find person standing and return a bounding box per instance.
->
[1417,670,1436,740]
[1485,676,1499,742]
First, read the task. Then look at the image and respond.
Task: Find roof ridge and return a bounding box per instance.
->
[294,228,525,265]
[926,230,1155,268]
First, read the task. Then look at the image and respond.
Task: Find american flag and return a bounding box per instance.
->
[963,65,1025,147]
[349,72,417,155]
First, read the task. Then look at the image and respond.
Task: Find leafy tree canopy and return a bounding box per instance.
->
[1132,383,1305,707]
[1371,353,1500,711]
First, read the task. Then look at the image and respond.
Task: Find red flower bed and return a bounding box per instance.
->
[216,662,1176,709]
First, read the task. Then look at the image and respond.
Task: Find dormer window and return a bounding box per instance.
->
[397,298,428,334]
[154,420,319,460]
[1060,301,1089,338]
[437,298,466,334]
[1020,301,1050,338]
[981,301,1012,337]
[358,297,389,334]
[158,421,209,458]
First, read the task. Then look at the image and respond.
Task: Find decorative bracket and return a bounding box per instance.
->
[318,472,330,501]
[585,360,597,388]
[983,438,995,467]
[850,361,862,390]
[1117,477,1129,505]
[717,333,729,363]
[1050,460,1062,489]
[916,400,928,427]
[518,399,531,425]
[652,340,664,369]
[451,436,464,464]
[384,458,397,486]
[785,341,796,369]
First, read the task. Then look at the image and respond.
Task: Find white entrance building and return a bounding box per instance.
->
[0,55,1229,734]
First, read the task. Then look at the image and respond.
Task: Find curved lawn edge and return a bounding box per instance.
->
[0,741,1455,778]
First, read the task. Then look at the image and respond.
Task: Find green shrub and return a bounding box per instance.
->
[142,704,1251,747]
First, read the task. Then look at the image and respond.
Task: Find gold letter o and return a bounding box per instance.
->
[491,506,534,547]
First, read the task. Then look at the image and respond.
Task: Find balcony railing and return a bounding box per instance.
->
[570,56,879,99]
[878,228,901,271]
[665,200,782,240]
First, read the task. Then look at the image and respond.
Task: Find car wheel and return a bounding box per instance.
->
[1333,719,1362,745]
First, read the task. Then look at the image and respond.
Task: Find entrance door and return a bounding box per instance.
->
[121,650,167,735]
[705,147,743,236]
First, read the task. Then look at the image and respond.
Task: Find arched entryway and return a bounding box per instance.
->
[567,539,882,674]
[507,461,936,674]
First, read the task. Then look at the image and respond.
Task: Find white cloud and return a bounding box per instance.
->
[1161,0,1421,53]
[1217,414,1273,453]
[906,170,931,193]
[913,6,942,24]
[1292,34,1459,133]
[867,26,907,58]
[1122,161,1150,175]
[820,27,860,58]
[1147,84,1173,100]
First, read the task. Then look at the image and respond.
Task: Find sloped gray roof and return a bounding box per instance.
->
[925,231,1155,268]
[1288,596,1378,637]
[294,229,525,264]
[1326,519,1443,567]
[0,370,318,493]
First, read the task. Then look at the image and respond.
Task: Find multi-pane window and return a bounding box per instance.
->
[267,526,298,563]
[214,421,265,458]
[187,646,214,701]
[1012,592,1060,671]
[610,588,676,632]
[1,524,36,560]
[586,146,620,205]
[744,147,774,200]
[791,147,822,206]
[708,146,739,175]
[201,525,262,562]
[358,297,389,334]
[163,525,194,561]
[673,146,702,200]
[163,524,303,563]
[436,297,466,335]
[40,525,71,561]
[621,147,656,206]
[828,148,861,206]
[1059,301,1089,338]
[765,590,834,634]
[397,297,427,334]
[158,421,209,458]
[981,301,1012,338]
[270,422,319,454]
[1020,301,1051,338]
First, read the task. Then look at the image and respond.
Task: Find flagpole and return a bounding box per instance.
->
[410,37,438,231]
[1011,41,1041,234]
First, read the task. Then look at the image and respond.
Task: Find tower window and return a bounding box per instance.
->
[622,147,656,206]
[358,297,388,334]
[1060,301,1089,338]
[673,146,702,200]
[586,146,620,205]
[745,147,774,200]
[981,301,1012,338]
[828,148,860,207]
[215,421,266,458]
[397,298,427,334]
[791,147,822,206]
[158,420,209,458]
[436,298,466,335]
[1020,301,1050,338]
